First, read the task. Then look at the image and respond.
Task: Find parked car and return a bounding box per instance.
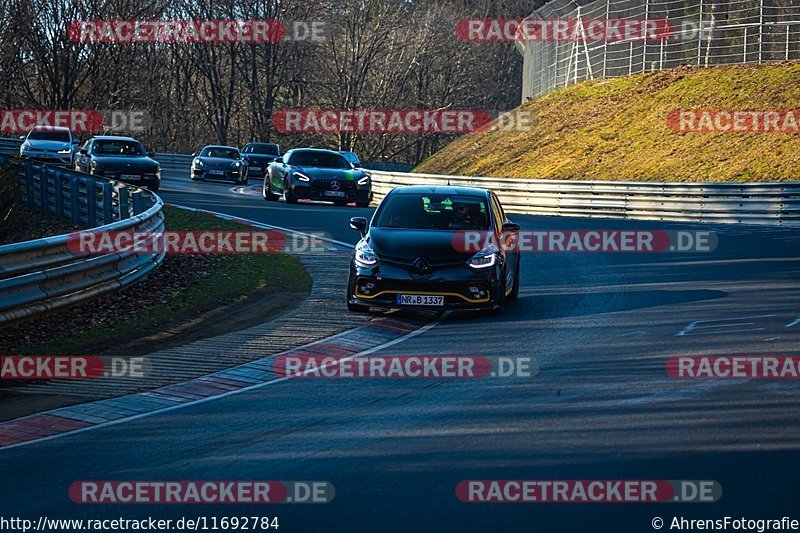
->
[346,185,521,314]
[339,151,362,167]
[19,126,80,168]
[263,148,372,207]
[191,145,247,184]
[242,142,281,180]
[73,136,161,191]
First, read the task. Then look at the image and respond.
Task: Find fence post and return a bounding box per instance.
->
[38,166,48,215]
[602,0,609,78]
[758,0,763,63]
[54,170,64,219]
[642,0,649,72]
[744,28,748,62]
[117,184,130,220]
[24,162,34,206]
[697,0,704,66]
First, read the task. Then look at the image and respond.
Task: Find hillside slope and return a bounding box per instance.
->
[415,63,800,182]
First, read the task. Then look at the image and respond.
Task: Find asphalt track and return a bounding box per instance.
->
[1,169,799,532]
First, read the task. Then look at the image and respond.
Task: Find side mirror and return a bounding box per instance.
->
[349,217,367,235]
[502,222,521,232]
[352,162,361,168]
[19,134,25,140]
[80,148,88,155]
[72,138,80,144]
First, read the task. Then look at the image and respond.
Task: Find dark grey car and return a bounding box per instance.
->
[191,146,247,184]
[74,136,161,191]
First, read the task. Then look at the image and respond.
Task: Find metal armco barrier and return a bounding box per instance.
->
[368,171,800,225]
[0,160,165,325]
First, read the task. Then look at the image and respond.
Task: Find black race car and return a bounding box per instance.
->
[346,185,521,314]
[242,142,281,180]
[191,145,247,184]
[74,136,161,191]
[263,148,372,207]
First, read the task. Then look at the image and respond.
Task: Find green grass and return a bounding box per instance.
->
[25,206,312,355]
[415,63,800,182]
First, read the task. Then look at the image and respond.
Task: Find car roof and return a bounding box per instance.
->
[287,148,343,155]
[31,126,71,132]
[245,142,278,146]
[202,145,239,150]
[389,185,490,197]
[91,135,138,141]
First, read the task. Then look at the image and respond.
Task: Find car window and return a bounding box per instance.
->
[340,152,360,164]
[201,147,239,159]
[91,140,145,156]
[374,194,489,230]
[244,144,280,155]
[28,130,70,142]
[288,151,350,169]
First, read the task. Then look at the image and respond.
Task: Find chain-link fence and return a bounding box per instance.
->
[518,0,800,100]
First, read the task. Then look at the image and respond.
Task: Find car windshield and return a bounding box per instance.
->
[340,152,360,164]
[28,130,70,142]
[288,151,350,169]
[244,144,279,155]
[374,194,490,230]
[92,140,145,156]
[201,147,239,159]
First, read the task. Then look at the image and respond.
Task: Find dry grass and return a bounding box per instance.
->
[415,63,800,182]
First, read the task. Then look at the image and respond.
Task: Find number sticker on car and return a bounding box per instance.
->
[120,174,140,180]
[323,191,347,197]
[396,294,444,306]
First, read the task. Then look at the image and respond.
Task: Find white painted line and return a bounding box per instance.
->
[676,315,777,337]
[786,316,800,328]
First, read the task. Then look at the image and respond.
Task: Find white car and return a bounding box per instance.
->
[19,126,80,167]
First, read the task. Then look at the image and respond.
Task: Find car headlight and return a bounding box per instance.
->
[357,175,370,186]
[233,161,241,167]
[354,240,379,267]
[58,148,71,154]
[467,243,498,269]
[194,158,203,167]
[294,172,310,182]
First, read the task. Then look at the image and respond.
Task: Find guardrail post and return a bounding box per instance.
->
[54,170,65,219]
[102,182,114,225]
[132,191,145,215]
[24,163,34,206]
[117,185,130,220]
[38,166,48,215]
[70,176,80,226]
[87,181,97,227]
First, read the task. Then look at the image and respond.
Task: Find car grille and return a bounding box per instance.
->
[312,179,355,191]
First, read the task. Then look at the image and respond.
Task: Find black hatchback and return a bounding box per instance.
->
[346,185,521,314]
[74,136,161,191]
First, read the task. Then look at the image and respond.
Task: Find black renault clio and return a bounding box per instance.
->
[346,185,521,314]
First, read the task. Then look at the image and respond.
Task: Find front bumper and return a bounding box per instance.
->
[192,167,244,181]
[21,152,72,167]
[94,170,160,184]
[348,261,503,311]
[292,182,372,203]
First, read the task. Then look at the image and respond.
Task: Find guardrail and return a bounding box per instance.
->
[0,160,165,325]
[154,152,193,171]
[368,171,800,225]
[0,137,21,157]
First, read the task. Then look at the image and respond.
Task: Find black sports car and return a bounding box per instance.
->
[74,136,161,191]
[242,142,281,179]
[263,148,372,207]
[191,145,247,184]
[346,185,521,314]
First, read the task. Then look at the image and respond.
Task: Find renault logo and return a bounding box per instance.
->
[330,180,340,190]
[412,257,430,274]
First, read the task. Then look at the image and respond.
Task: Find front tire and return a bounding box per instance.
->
[333,200,348,207]
[508,262,520,300]
[263,180,277,201]
[355,201,370,208]
[283,179,298,204]
[146,180,160,192]
[491,272,507,315]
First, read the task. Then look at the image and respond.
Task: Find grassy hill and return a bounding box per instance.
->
[415,63,800,182]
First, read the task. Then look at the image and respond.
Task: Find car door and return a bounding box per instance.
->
[270,153,290,192]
